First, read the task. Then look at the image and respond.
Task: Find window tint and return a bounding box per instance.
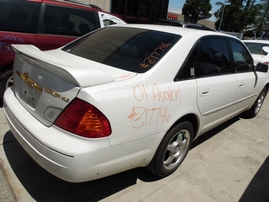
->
[230,40,253,73]
[0,1,40,33]
[244,42,269,56]
[64,27,181,73]
[176,42,198,80]
[199,38,231,76]
[44,5,100,36]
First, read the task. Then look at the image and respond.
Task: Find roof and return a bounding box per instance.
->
[156,19,216,32]
[10,0,102,11]
[112,24,238,40]
[44,0,100,10]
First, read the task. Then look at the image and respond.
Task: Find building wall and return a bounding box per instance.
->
[65,0,168,24]
[168,12,184,21]
[197,19,216,30]
[64,0,216,29]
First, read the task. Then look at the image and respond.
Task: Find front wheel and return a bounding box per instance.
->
[244,87,267,118]
[148,121,194,178]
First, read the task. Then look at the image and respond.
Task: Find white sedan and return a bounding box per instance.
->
[3,24,269,182]
[243,39,269,65]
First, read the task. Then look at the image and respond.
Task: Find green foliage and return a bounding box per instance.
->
[182,0,212,23]
[258,0,269,33]
[214,0,269,37]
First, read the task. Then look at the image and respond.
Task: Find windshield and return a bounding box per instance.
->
[63,27,181,73]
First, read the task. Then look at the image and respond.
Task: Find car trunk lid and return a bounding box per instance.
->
[12,45,136,126]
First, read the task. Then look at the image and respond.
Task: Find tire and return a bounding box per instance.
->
[0,70,13,100]
[148,121,194,178]
[244,87,267,118]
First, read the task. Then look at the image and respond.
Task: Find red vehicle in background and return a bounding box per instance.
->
[0,0,125,100]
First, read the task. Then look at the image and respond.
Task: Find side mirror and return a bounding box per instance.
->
[256,62,269,72]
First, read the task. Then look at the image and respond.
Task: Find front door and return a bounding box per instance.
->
[230,39,258,109]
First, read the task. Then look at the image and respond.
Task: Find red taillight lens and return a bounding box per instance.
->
[54,98,111,138]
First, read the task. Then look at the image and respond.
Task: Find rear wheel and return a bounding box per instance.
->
[0,70,13,100]
[244,87,267,118]
[148,121,193,177]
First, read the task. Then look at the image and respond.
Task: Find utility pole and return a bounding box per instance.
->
[218,0,227,32]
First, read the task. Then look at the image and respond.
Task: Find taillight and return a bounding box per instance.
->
[262,61,269,65]
[54,98,111,138]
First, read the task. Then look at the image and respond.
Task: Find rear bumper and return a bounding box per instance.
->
[3,87,114,182]
[3,87,158,182]
[4,103,76,177]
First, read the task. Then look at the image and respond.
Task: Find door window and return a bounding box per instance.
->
[0,1,40,33]
[176,38,231,80]
[229,40,253,73]
[44,5,100,36]
[198,38,231,76]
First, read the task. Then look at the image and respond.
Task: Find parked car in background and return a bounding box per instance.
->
[0,0,125,100]
[259,46,269,65]
[242,40,269,65]
[3,24,269,182]
[156,19,216,31]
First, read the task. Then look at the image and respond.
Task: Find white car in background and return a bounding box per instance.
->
[260,46,269,65]
[3,24,269,182]
[243,40,269,65]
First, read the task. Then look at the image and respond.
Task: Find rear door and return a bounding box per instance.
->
[196,37,238,133]
[0,0,40,66]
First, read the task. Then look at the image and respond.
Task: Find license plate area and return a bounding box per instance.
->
[18,81,42,109]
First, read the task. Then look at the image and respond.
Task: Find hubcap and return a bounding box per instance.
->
[255,91,265,114]
[163,129,190,170]
[5,76,14,89]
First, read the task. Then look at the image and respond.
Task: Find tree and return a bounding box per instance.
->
[214,0,244,32]
[257,0,269,34]
[182,0,212,23]
[214,0,263,34]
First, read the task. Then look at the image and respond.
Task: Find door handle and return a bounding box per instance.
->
[200,89,210,96]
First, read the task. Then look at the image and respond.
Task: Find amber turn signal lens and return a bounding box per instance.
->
[54,98,111,138]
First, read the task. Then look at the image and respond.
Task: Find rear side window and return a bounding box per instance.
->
[44,5,100,37]
[0,0,40,33]
[176,42,198,80]
[230,40,253,73]
[64,27,181,73]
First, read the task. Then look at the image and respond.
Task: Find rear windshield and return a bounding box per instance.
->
[63,27,181,73]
